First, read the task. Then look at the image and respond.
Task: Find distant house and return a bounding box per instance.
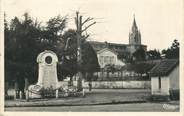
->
[149,59,179,101]
[96,48,125,68]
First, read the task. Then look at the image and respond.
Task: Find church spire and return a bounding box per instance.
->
[132,14,138,31]
[129,14,141,45]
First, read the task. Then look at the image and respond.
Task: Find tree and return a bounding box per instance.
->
[74,11,97,91]
[80,41,100,73]
[39,15,67,52]
[5,12,67,98]
[162,39,179,59]
[147,49,161,60]
[104,64,116,79]
[5,12,43,98]
[58,29,78,81]
[133,63,155,78]
[132,47,146,61]
[4,13,11,97]
[117,52,131,63]
[60,29,100,82]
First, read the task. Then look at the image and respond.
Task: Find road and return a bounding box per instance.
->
[5,103,179,112]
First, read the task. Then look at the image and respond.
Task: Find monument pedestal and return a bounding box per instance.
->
[28,50,59,98]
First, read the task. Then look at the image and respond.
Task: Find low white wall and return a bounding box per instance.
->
[73,81,151,89]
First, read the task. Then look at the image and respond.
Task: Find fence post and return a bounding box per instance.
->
[25,90,29,101]
[56,89,59,98]
[24,78,29,101]
[5,81,9,98]
[82,88,85,97]
[19,91,23,99]
[14,80,19,100]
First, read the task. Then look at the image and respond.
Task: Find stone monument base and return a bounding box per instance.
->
[28,85,43,98]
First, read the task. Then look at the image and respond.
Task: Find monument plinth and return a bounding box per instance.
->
[28,50,59,98]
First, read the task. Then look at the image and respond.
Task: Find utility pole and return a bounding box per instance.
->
[75,11,96,91]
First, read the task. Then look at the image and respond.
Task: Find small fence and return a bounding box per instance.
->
[92,76,150,81]
[90,71,150,81]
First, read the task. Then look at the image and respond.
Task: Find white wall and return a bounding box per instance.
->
[151,77,169,95]
[169,65,179,90]
[73,81,150,89]
[151,77,158,94]
[161,77,170,95]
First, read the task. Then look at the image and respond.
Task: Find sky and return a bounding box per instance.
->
[4,0,183,50]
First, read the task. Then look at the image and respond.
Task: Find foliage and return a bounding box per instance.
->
[5,13,42,84]
[57,29,78,80]
[132,63,155,74]
[58,86,79,97]
[40,86,56,98]
[117,52,131,63]
[80,41,100,73]
[104,64,117,73]
[5,12,67,88]
[162,39,179,59]
[146,49,161,60]
[124,62,156,75]
[132,47,146,61]
[59,29,100,80]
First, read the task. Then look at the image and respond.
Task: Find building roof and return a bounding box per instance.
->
[88,41,131,56]
[149,59,179,77]
[88,41,128,46]
[89,41,147,50]
[97,48,118,55]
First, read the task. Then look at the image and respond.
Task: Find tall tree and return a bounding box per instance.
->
[5,13,43,98]
[60,29,100,81]
[40,15,67,52]
[162,39,179,59]
[74,11,96,91]
[58,29,78,81]
[132,47,146,61]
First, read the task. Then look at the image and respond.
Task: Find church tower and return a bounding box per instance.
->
[129,15,141,45]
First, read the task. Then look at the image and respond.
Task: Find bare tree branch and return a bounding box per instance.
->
[82,17,94,26]
[82,21,96,32]
[81,34,90,40]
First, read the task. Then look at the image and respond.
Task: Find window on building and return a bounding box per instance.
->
[110,56,114,64]
[158,76,161,89]
[104,56,108,63]
[107,56,110,64]
[100,56,103,65]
